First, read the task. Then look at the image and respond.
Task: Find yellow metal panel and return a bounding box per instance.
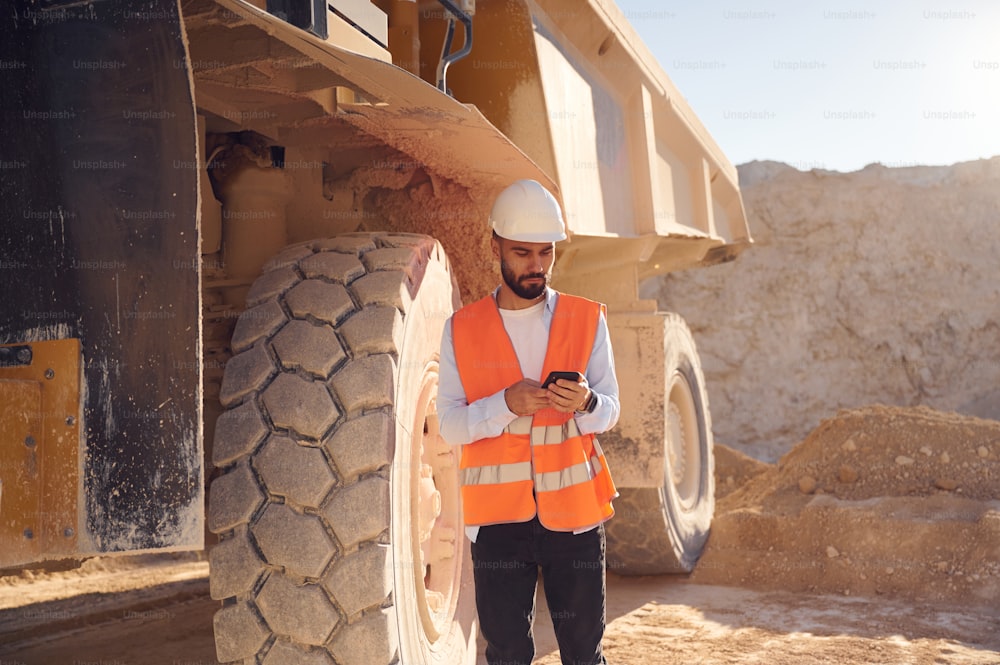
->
[0,339,80,567]
[0,380,42,565]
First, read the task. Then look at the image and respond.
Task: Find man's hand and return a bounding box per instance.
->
[504,379,551,416]
[546,376,591,414]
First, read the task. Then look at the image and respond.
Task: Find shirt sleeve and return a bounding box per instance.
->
[438,318,519,446]
[574,309,621,435]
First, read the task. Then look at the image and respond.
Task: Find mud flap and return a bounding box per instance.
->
[0,0,202,564]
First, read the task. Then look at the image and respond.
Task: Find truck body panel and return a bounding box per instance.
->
[1,0,203,567]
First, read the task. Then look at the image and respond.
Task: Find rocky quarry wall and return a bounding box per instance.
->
[647,157,1000,461]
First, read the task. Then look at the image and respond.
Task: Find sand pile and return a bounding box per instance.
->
[728,404,999,504]
[696,405,1000,605]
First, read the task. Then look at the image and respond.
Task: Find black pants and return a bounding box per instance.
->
[472,516,608,665]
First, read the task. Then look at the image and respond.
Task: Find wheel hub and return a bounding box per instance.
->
[668,402,687,487]
[412,377,460,640]
[666,371,701,509]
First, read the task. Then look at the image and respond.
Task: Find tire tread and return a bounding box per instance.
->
[210,233,455,664]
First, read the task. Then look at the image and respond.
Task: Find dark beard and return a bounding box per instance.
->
[501,260,547,300]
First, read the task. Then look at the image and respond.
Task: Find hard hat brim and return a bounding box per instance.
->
[492,224,567,243]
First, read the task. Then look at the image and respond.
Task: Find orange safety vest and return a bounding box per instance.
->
[452,292,617,531]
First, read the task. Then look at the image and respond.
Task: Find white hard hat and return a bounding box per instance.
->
[489,179,567,242]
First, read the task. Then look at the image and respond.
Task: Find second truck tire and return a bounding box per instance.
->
[605,313,715,574]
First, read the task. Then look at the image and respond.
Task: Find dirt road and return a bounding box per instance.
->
[1,560,998,665]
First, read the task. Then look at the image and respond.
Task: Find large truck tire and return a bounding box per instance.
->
[208,233,475,664]
[605,313,715,574]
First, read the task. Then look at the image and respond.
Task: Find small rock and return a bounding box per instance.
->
[841,438,857,452]
[919,446,933,457]
[935,478,958,491]
[798,476,817,494]
[885,567,895,575]
[838,465,859,483]
[895,455,915,466]
[935,561,949,573]
[826,546,840,559]
[977,446,990,459]
[940,452,951,464]
[725,475,735,486]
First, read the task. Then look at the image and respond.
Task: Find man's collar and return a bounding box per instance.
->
[543,286,558,312]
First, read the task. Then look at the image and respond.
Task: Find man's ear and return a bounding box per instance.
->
[490,235,501,261]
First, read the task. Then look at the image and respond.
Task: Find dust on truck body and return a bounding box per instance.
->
[1,0,749,662]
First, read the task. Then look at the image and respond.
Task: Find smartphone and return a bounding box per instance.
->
[541,370,581,389]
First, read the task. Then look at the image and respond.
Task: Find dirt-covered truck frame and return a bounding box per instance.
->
[1,0,750,662]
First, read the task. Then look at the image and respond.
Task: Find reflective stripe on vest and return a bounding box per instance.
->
[461,461,532,486]
[463,419,593,490]
[459,444,608,491]
[535,453,602,493]
[503,415,582,443]
[452,292,618,531]
[530,419,581,445]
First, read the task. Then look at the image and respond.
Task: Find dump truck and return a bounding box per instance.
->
[1,0,750,662]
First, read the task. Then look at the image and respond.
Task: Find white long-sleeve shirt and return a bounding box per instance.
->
[437,287,621,540]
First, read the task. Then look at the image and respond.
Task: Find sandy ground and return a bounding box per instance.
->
[537,578,1000,665]
[1,405,997,664]
[1,558,998,665]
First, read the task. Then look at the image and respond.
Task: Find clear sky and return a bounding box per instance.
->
[613,0,1000,172]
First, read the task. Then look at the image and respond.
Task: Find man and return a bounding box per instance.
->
[438,179,620,665]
